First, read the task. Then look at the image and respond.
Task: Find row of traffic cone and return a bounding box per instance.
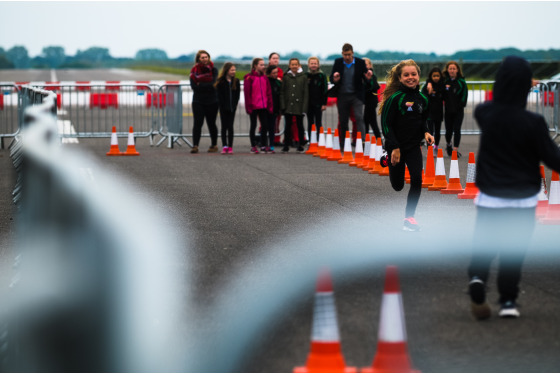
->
[306,124,560,222]
[106,126,140,156]
[294,266,417,373]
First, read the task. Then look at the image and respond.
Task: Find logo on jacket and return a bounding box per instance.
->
[406,102,414,111]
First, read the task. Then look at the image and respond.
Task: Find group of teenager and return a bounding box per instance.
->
[189,44,560,320]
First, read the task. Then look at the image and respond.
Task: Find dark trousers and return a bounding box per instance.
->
[427,119,443,147]
[219,109,235,148]
[388,146,423,218]
[284,114,305,147]
[262,112,277,148]
[468,206,535,303]
[364,102,381,139]
[337,94,365,149]
[307,104,323,138]
[444,109,464,148]
[250,109,268,147]
[192,102,218,147]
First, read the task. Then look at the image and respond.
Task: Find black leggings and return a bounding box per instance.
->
[427,119,442,147]
[193,102,218,147]
[250,109,268,147]
[219,109,235,147]
[307,104,323,137]
[468,206,535,303]
[444,109,464,148]
[364,102,381,139]
[388,146,423,218]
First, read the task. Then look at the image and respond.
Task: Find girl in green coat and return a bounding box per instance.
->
[280,58,309,153]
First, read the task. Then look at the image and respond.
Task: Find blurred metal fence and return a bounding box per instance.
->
[3,84,184,372]
[1,81,559,148]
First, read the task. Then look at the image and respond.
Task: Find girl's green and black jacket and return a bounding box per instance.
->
[443,76,468,114]
[381,84,429,153]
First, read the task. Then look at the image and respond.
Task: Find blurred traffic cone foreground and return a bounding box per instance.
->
[294,268,356,373]
[362,266,419,373]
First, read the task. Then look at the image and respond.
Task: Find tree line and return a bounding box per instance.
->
[1,45,560,69]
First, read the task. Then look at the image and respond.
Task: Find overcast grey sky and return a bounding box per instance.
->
[1,1,559,59]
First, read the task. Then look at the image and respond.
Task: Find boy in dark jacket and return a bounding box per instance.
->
[468,56,560,320]
[306,57,328,140]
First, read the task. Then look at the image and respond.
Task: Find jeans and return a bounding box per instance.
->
[337,93,365,149]
[249,109,268,147]
[192,101,218,147]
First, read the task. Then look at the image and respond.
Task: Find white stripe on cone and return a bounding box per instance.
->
[449,159,460,179]
[311,292,341,342]
[378,293,407,343]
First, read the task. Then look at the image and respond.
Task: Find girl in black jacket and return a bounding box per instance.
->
[215,62,240,154]
[379,59,434,232]
[421,67,445,151]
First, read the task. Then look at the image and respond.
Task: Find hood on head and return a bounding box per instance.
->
[493,56,532,108]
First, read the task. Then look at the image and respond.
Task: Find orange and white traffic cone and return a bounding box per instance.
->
[422,146,435,188]
[536,165,549,218]
[539,170,560,225]
[428,148,447,191]
[123,126,140,156]
[370,138,384,175]
[360,134,371,169]
[349,132,364,167]
[306,124,318,155]
[458,152,479,199]
[321,128,333,160]
[338,131,354,164]
[362,266,419,373]
[315,127,326,158]
[364,136,377,171]
[440,150,463,194]
[106,126,123,156]
[328,129,342,162]
[294,268,356,373]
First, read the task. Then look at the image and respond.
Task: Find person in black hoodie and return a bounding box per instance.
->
[215,62,240,154]
[421,67,444,151]
[468,56,560,320]
[379,59,434,232]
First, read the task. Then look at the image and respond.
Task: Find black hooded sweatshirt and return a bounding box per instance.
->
[475,56,560,198]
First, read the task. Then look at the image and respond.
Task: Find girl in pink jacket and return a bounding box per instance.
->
[244,58,273,153]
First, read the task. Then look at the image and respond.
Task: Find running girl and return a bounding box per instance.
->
[379,59,434,231]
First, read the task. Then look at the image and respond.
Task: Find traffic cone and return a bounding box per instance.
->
[369,138,384,175]
[306,124,318,155]
[536,165,549,218]
[539,170,560,225]
[458,152,479,199]
[123,126,140,156]
[315,127,326,158]
[294,268,356,373]
[321,128,333,160]
[362,266,419,373]
[106,126,123,156]
[349,133,364,167]
[338,131,354,164]
[440,150,463,194]
[364,136,377,171]
[359,134,371,169]
[422,146,435,188]
[428,148,447,191]
[328,129,342,161]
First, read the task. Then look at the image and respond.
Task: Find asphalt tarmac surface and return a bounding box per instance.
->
[1,69,560,372]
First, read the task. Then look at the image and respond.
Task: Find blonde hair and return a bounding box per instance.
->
[307,56,320,65]
[378,59,421,115]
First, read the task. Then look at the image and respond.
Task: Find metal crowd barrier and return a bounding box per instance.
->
[1,81,559,149]
[0,84,21,149]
